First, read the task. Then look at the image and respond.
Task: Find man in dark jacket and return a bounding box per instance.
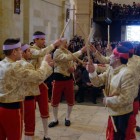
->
[76,69,99,104]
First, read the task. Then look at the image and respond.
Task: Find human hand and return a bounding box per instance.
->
[44,53,52,63]
[81,46,87,53]
[103,97,106,104]
[48,60,55,68]
[90,44,96,53]
[87,83,92,86]
[53,39,61,47]
[106,44,112,52]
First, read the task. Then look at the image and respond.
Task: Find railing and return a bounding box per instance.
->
[93,1,140,21]
[112,7,140,20]
[94,3,111,18]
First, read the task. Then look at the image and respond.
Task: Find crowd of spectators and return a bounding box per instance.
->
[1,35,140,105]
[57,35,120,104]
[41,35,109,104]
[30,35,140,105]
[95,1,140,19]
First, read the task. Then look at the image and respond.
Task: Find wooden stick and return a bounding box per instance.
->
[62,47,83,64]
[60,19,71,38]
[108,25,110,45]
[48,21,51,45]
[72,73,76,84]
[85,28,94,62]
[102,89,117,132]
[43,83,48,89]
[77,22,86,38]
[103,89,108,108]
[59,19,83,65]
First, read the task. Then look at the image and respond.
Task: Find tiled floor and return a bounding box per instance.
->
[22,103,140,140]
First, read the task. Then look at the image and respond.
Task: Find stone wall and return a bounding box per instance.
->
[70,0,76,37]
[0,0,23,58]
[28,0,72,45]
[28,0,63,45]
[0,0,96,59]
[0,0,72,58]
[76,0,91,41]
[76,0,94,42]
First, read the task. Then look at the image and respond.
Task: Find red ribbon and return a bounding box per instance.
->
[129,49,134,54]
[113,47,129,59]
[118,44,122,47]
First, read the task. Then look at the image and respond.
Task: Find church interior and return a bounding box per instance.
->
[0,0,140,140]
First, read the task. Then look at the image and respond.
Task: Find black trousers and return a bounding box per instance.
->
[76,84,99,102]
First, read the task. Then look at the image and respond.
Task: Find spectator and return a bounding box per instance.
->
[74,42,80,52]
[30,42,34,46]
[68,44,74,53]
[76,69,99,104]
[74,63,82,87]
[77,62,86,74]
[82,52,87,59]
[132,2,137,9]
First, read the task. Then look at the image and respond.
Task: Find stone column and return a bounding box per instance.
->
[23,0,30,44]
[76,0,93,42]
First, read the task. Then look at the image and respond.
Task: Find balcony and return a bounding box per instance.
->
[93,1,140,25]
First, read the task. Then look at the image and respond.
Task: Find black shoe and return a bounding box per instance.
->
[136,126,140,132]
[65,118,71,126]
[77,99,84,103]
[44,137,51,140]
[93,101,97,104]
[48,120,59,128]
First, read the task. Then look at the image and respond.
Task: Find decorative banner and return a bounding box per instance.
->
[14,0,20,14]
[66,9,70,22]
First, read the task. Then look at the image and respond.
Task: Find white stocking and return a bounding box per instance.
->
[42,118,49,138]
[25,136,33,140]
[66,105,73,120]
[52,106,58,122]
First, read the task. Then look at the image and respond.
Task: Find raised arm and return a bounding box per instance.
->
[30,44,54,58]
[90,44,110,64]
[86,60,109,87]
[30,39,61,58]
[53,46,87,62]
[94,64,110,73]
[14,54,53,83]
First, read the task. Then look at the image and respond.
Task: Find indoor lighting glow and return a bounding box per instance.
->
[126,26,140,41]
